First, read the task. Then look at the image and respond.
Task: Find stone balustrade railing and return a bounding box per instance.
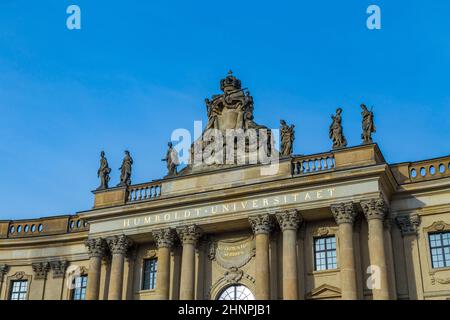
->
[0,215,89,239]
[127,181,162,203]
[390,155,450,184]
[292,152,336,175]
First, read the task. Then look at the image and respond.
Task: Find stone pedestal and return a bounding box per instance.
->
[85,238,106,300]
[275,210,302,300]
[361,198,390,300]
[249,214,274,300]
[107,235,133,300]
[152,228,175,300]
[177,225,202,300]
[331,202,358,300]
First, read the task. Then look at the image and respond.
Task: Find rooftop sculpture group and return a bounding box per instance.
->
[95,72,377,190]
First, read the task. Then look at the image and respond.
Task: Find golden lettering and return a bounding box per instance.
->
[222,204,230,212]
[241,201,249,209]
[133,218,140,226]
[123,219,130,227]
[305,192,311,201]
[328,188,336,197]
[316,190,323,199]
[184,210,191,218]
[252,200,258,208]
[164,214,171,221]
[263,198,269,207]
[273,197,279,205]
[144,217,151,224]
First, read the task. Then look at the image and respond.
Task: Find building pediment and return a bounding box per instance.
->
[306,284,341,300]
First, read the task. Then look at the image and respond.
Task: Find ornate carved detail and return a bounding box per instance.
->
[275,209,303,231]
[223,267,244,284]
[143,249,157,259]
[96,150,111,190]
[32,262,50,280]
[176,225,203,245]
[85,238,107,258]
[330,202,358,225]
[280,120,295,157]
[107,235,133,255]
[431,275,450,285]
[117,150,133,187]
[311,226,338,237]
[248,214,274,235]
[329,108,347,149]
[360,198,388,221]
[11,271,26,280]
[50,260,69,278]
[152,228,175,249]
[208,236,255,269]
[361,104,376,144]
[0,264,9,282]
[395,214,421,236]
[424,221,450,233]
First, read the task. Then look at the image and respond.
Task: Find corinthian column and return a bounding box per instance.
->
[177,225,202,300]
[152,228,175,300]
[0,264,9,299]
[331,202,358,300]
[106,235,133,300]
[395,214,422,299]
[361,198,390,300]
[249,214,274,300]
[85,238,106,300]
[275,209,302,300]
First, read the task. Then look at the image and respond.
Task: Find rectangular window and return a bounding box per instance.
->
[429,232,450,269]
[314,236,337,271]
[142,258,157,290]
[9,280,28,300]
[71,275,88,300]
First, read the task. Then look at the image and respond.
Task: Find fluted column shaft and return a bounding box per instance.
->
[85,238,106,300]
[107,235,133,300]
[152,228,175,300]
[361,198,390,300]
[275,210,302,300]
[249,214,273,300]
[331,202,358,300]
[177,225,202,300]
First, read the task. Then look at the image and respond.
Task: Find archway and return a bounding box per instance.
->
[217,284,255,300]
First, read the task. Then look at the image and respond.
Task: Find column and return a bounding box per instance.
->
[361,198,390,300]
[249,214,274,300]
[31,262,50,300]
[275,209,302,300]
[331,202,358,300]
[107,235,133,300]
[177,225,202,300]
[0,264,9,300]
[152,228,175,300]
[85,238,106,300]
[395,214,422,299]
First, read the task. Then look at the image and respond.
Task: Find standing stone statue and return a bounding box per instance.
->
[329,108,347,149]
[117,150,133,187]
[361,104,376,144]
[97,151,111,190]
[280,120,295,157]
[162,142,179,177]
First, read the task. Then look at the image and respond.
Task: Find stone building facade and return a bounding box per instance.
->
[1,74,450,300]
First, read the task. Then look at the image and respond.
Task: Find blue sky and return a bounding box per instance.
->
[0,0,449,220]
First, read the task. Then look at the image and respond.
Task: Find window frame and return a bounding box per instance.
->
[313,235,338,271]
[428,231,450,269]
[8,280,29,300]
[141,258,158,291]
[71,275,88,300]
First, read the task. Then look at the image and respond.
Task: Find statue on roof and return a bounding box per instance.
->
[280,120,295,157]
[361,104,376,144]
[329,108,347,149]
[162,142,179,177]
[117,150,133,187]
[96,151,111,190]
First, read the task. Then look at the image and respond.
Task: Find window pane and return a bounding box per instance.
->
[314,236,337,271]
[429,232,450,269]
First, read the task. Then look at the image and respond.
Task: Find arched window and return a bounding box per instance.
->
[217,285,255,300]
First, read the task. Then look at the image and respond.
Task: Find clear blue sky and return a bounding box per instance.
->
[0,0,449,220]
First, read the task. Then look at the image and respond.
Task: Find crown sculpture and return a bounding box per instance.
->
[181,71,275,174]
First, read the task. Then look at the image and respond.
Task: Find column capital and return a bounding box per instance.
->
[107,234,133,255]
[249,214,274,235]
[331,202,358,225]
[85,238,107,258]
[275,209,303,231]
[360,198,388,221]
[50,260,69,279]
[0,264,9,282]
[32,261,50,280]
[152,228,176,249]
[177,225,203,245]
[395,214,421,236]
